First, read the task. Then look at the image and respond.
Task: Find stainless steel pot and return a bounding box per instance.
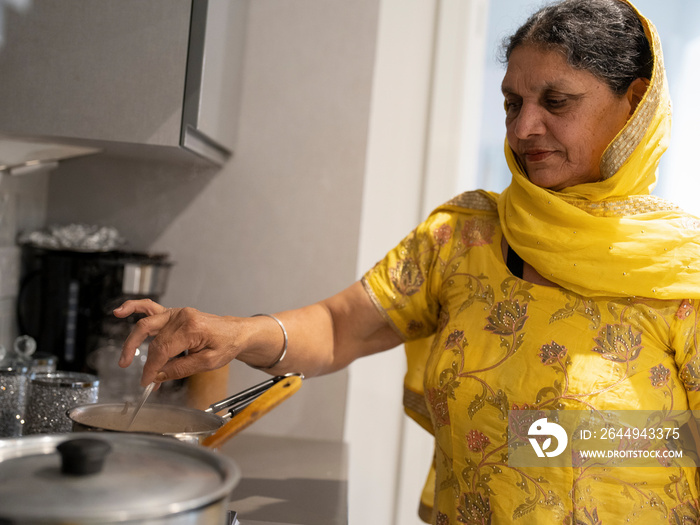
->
[69,402,224,444]
[67,373,303,446]
[0,433,240,524]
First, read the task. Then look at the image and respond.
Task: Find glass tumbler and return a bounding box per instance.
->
[0,364,29,437]
[23,372,99,434]
[28,353,58,374]
[88,341,147,403]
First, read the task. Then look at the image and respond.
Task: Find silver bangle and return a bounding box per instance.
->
[251,313,288,369]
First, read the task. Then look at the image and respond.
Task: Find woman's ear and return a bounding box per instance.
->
[626,77,650,116]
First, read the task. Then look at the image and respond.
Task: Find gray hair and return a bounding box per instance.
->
[503,0,653,95]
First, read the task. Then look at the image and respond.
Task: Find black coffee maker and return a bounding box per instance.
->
[17,245,172,372]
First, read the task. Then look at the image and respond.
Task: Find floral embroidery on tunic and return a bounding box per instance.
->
[362,201,700,524]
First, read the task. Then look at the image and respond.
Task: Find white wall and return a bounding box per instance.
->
[346,0,436,522]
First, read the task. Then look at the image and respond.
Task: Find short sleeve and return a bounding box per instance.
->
[671,298,700,410]
[361,210,458,341]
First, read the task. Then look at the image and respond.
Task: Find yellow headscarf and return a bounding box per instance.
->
[497,0,700,299]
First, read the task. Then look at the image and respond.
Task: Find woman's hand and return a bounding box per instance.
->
[114,300,243,386]
[113,281,403,387]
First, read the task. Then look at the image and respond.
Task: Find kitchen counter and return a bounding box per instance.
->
[220,434,348,525]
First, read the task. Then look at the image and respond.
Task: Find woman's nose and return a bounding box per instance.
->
[512,104,546,139]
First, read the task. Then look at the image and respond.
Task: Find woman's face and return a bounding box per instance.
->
[502,44,635,191]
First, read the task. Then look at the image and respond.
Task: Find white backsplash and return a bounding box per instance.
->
[0,170,49,350]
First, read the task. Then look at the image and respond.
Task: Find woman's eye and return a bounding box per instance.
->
[546,98,567,108]
[504,100,521,112]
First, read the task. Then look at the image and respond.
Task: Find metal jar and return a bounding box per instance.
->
[0,433,240,524]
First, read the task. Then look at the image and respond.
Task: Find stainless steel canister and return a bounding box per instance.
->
[121,255,172,296]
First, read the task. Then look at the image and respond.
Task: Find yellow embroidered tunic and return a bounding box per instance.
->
[362,193,700,523]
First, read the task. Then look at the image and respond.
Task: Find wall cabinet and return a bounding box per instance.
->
[0,0,247,168]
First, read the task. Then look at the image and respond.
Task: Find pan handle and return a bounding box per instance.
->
[202,373,303,448]
[205,373,303,418]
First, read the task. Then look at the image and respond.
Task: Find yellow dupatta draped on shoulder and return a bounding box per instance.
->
[497,0,700,299]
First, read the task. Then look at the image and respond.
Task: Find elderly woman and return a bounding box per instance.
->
[116,0,700,522]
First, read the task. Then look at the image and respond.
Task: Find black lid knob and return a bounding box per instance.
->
[56,437,112,476]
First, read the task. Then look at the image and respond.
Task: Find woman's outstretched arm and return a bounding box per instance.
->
[115,280,403,386]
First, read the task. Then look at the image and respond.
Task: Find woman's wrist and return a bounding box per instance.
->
[235,314,288,370]
[249,314,287,369]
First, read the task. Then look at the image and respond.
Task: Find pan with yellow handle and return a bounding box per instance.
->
[67,373,303,447]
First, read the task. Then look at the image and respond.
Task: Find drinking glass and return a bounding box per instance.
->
[29,353,58,374]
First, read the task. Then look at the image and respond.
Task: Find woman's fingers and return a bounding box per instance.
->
[115,299,170,368]
[114,298,168,318]
[118,309,173,369]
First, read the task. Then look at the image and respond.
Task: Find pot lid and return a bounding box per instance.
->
[0,433,240,522]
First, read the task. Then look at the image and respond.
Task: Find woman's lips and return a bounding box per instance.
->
[524,150,553,162]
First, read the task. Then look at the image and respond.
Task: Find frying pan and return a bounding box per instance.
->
[67,373,303,447]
